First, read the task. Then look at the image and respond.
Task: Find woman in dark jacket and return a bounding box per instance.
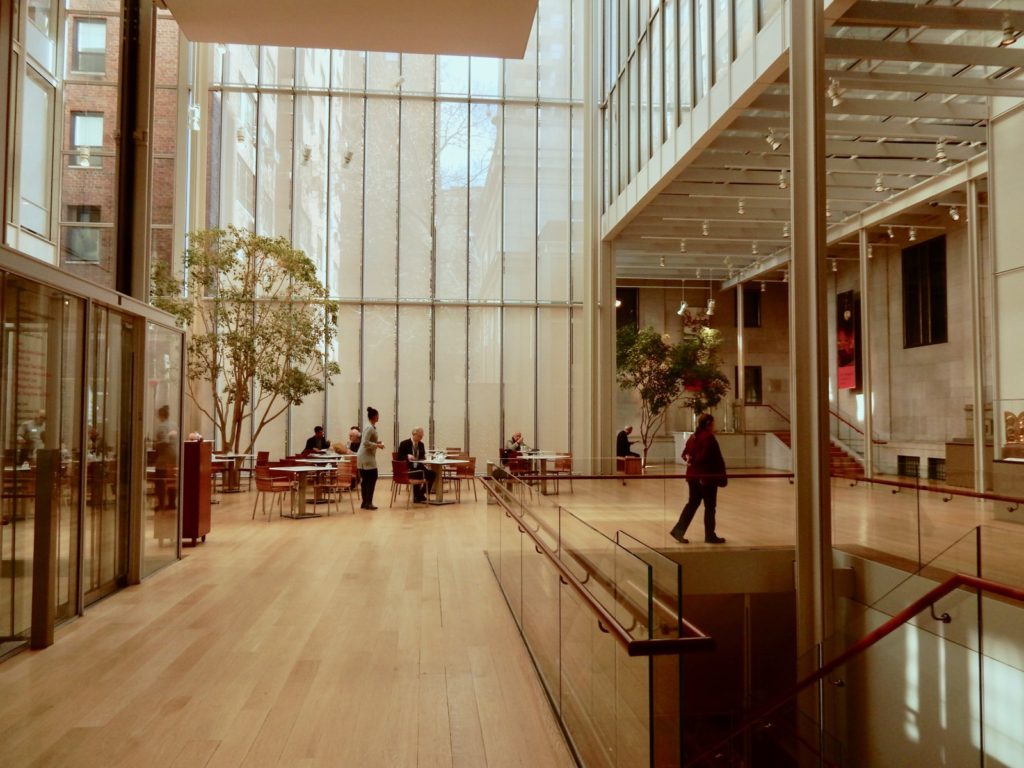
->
[670,413,727,544]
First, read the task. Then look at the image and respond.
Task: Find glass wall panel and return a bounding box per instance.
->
[399,101,433,301]
[437,56,469,96]
[539,0,571,100]
[695,0,710,100]
[367,51,401,92]
[435,102,469,301]
[396,307,432,441]
[327,305,363,442]
[538,106,570,303]
[255,93,294,238]
[679,0,693,107]
[331,50,365,90]
[221,45,258,86]
[502,308,536,444]
[327,95,364,300]
[361,306,397,444]
[506,16,538,99]
[639,35,649,162]
[292,95,329,276]
[470,57,501,98]
[433,308,467,451]
[651,11,663,148]
[570,306,585,462]
[664,0,676,129]
[1,275,84,644]
[216,90,257,230]
[363,99,399,298]
[571,0,583,102]
[402,54,435,95]
[468,307,501,459]
[142,321,180,577]
[290,393,326,457]
[759,0,783,29]
[259,46,295,87]
[296,48,329,89]
[537,308,570,452]
[628,55,638,178]
[503,105,537,301]
[570,105,584,304]
[713,0,730,80]
[86,306,132,601]
[150,12,180,274]
[735,0,755,56]
[469,104,502,302]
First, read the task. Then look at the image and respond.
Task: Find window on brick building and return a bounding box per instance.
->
[64,205,101,262]
[902,235,947,348]
[70,111,103,167]
[72,18,107,74]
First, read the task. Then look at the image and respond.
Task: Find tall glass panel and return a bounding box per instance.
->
[506,17,538,99]
[398,101,433,301]
[150,10,180,274]
[663,0,676,130]
[327,95,364,300]
[503,105,537,301]
[639,34,649,163]
[292,95,329,276]
[651,11,663,149]
[435,102,469,301]
[537,308,570,451]
[735,0,755,56]
[437,55,469,96]
[539,0,571,100]
[679,0,693,108]
[470,57,501,98]
[468,308,501,458]
[402,53,435,95]
[361,306,397,444]
[468,104,502,302]
[695,0,710,100]
[537,106,570,303]
[503,308,537,444]
[85,306,133,600]
[327,305,363,438]
[433,308,467,451]
[396,307,432,441]
[142,326,181,578]
[364,99,399,298]
[1,277,84,648]
[367,51,401,92]
[255,93,294,238]
[713,0,731,80]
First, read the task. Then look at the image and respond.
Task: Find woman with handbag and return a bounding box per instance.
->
[670,413,727,544]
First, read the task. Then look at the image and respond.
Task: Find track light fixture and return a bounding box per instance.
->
[874,175,886,193]
[831,259,838,273]
[782,221,790,238]
[868,244,874,259]
[782,270,788,283]
[935,138,948,163]
[660,255,666,267]
[615,299,622,308]
[886,226,894,239]
[760,281,766,293]
[677,300,688,316]
[702,220,710,236]
[737,198,745,215]
[826,78,843,108]
[751,241,759,255]
[778,170,788,190]
[1000,18,1022,47]
[679,239,687,253]
[826,200,832,219]
[705,298,716,317]
[950,206,961,221]
[677,279,687,316]
[909,227,917,242]
[765,127,781,151]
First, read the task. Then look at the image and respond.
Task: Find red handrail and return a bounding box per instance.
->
[685,573,1024,766]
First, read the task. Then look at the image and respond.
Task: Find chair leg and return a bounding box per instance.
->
[390,481,398,508]
[471,477,477,501]
[252,491,260,519]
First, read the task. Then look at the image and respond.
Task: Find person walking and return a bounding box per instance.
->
[670,413,727,544]
[357,407,385,510]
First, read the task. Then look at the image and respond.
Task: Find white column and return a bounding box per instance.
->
[789,0,834,664]
[858,229,873,478]
[967,179,986,492]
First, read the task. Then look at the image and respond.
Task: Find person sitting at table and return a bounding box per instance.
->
[506,431,530,452]
[303,426,330,455]
[616,425,640,458]
[397,426,434,504]
[348,426,361,453]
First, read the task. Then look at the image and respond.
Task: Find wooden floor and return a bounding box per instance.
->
[3,470,1024,768]
[0,488,574,768]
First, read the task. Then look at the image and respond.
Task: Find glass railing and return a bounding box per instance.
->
[484,464,708,767]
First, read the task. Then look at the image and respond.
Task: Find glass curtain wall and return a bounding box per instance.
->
[203,0,584,461]
[601,0,781,207]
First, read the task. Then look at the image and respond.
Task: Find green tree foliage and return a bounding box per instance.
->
[152,227,340,454]
[616,319,730,464]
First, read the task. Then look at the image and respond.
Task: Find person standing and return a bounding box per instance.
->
[616,425,640,457]
[356,407,384,510]
[670,413,727,544]
[397,427,434,504]
[153,405,179,510]
[17,409,46,465]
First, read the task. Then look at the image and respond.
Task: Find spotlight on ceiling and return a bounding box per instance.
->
[1000,18,1022,47]
[760,281,766,293]
[935,138,948,163]
[615,299,622,308]
[874,175,886,193]
[909,227,917,242]
[782,221,790,238]
[765,127,781,151]
[751,241,759,255]
[950,206,961,221]
[826,78,843,108]
[868,244,874,259]
[737,198,745,215]
[679,239,687,253]
[676,300,688,316]
[778,170,788,190]
[831,259,838,273]
[886,225,894,239]
[705,298,716,317]
[659,255,666,267]
[825,200,832,219]
[701,220,710,236]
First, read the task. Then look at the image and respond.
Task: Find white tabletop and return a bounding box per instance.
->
[296,456,351,463]
[215,453,252,459]
[275,466,325,473]
[522,452,562,460]
[419,457,468,465]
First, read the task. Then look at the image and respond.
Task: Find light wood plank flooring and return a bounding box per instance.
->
[0,489,574,768]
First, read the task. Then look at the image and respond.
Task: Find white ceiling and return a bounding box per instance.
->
[160,0,538,59]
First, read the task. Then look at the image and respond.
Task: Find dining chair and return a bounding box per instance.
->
[317,462,355,515]
[454,457,478,502]
[252,466,292,520]
[390,459,427,508]
[550,453,573,494]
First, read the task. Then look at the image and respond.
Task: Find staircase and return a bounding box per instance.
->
[773,431,863,475]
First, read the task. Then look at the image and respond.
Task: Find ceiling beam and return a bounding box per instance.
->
[829,70,1024,98]
[837,1,1024,32]
[692,151,944,175]
[710,134,981,160]
[825,37,1024,69]
[749,93,988,121]
[731,114,988,143]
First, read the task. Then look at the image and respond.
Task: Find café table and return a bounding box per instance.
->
[521,452,562,495]
[274,466,326,518]
[212,452,252,492]
[417,457,468,505]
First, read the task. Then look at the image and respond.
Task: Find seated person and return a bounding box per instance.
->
[397,427,434,503]
[348,426,361,453]
[506,431,530,452]
[303,426,330,455]
[616,425,640,457]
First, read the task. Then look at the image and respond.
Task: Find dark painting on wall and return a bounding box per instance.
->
[836,289,861,391]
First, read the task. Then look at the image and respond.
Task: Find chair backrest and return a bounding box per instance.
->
[255,466,285,491]
[500,448,520,463]
[391,459,410,484]
[555,453,572,472]
[445,447,464,457]
[507,457,528,474]
[391,451,401,461]
[457,457,476,476]
[256,450,270,466]
[336,462,354,484]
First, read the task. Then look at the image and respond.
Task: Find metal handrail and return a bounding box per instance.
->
[684,572,1024,766]
[838,472,1024,512]
[483,477,715,657]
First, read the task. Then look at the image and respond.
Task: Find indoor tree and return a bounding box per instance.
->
[152,226,340,454]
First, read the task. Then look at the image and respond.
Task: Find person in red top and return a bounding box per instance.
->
[670,413,727,544]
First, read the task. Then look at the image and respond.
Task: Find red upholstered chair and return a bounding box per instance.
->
[390,459,427,508]
[454,457,478,502]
